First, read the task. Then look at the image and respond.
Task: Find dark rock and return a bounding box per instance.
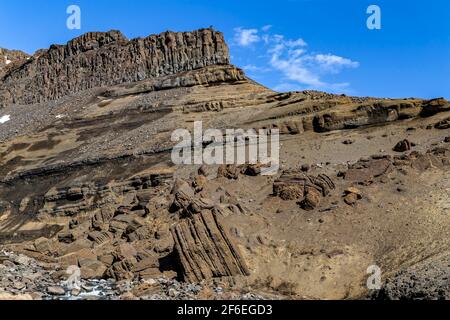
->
[393,139,412,152]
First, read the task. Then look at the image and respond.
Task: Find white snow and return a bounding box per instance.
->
[0,115,11,124]
[55,114,65,119]
[4,56,11,65]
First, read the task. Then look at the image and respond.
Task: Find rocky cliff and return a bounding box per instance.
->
[0,48,30,78]
[0,28,230,107]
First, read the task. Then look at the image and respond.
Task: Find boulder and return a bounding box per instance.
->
[274,171,335,201]
[344,193,359,206]
[80,260,107,279]
[117,243,138,261]
[299,188,322,211]
[217,165,240,180]
[393,139,412,152]
[106,259,135,281]
[47,286,66,296]
[192,175,207,193]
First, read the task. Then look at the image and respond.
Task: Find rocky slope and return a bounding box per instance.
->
[0,28,449,300]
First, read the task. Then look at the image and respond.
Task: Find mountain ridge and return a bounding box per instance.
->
[0,28,229,107]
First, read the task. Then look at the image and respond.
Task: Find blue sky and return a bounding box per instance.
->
[0,0,449,98]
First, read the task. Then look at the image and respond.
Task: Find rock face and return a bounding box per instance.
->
[0,48,30,77]
[171,210,250,283]
[169,179,250,282]
[0,28,229,107]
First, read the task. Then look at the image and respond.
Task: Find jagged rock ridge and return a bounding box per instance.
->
[0,28,229,107]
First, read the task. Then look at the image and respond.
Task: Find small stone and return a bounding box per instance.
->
[344,193,359,206]
[344,187,363,198]
[300,164,310,172]
[168,288,179,297]
[13,281,25,290]
[342,139,354,145]
[47,286,66,296]
[71,288,81,296]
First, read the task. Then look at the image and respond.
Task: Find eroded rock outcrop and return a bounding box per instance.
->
[274,171,335,201]
[0,28,230,107]
[273,171,335,210]
[170,180,250,282]
[171,210,250,283]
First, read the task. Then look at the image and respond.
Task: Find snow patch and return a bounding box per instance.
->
[4,56,11,65]
[0,115,11,124]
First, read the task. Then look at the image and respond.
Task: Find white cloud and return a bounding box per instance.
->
[234,28,260,46]
[286,38,308,48]
[267,32,358,89]
[271,52,324,87]
[233,26,359,92]
[313,54,359,73]
[268,35,323,86]
[242,64,271,73]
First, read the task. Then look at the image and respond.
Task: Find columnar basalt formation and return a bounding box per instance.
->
[0,28,230,107]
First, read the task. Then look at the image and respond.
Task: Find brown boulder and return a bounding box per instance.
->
[217,164,240,180]
[192,175,207,193]
[299,188,322,211]
[80,260,107,279]
[274,171,335,201]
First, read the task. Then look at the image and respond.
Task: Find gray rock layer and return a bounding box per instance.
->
[0,28,230,107]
